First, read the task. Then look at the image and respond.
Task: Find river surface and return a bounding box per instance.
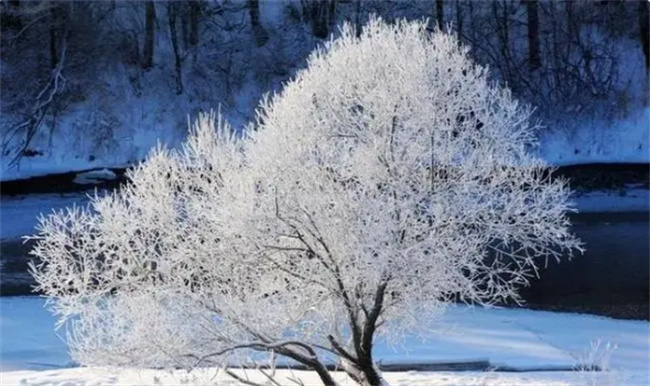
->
[519,212,649,319]
[1,192,648,320]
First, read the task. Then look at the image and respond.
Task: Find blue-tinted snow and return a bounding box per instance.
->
[1,297,648,373]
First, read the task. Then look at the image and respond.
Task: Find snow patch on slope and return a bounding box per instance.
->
[2,105,647,182]
[539,108,650,166]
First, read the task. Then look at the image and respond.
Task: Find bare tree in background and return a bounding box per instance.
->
[168,3,183,94]
[435,0,443,27]
[142,1,155,70]
[1,1,71,166]
[1,0,23,29]
[640,0,649,69]
[526,0,541,70]
[303,0,337,39]
[49,3,60,69]
[354,0,362,37]
[248,0,268,46]
[189,0,200,47]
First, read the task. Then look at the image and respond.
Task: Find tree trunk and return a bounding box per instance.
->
[548,1,561,89]
[468,0,475,41]
[49,5,59,69]
[455,0,463,45]
[501,1,509,52]
[1,0,22,29]
[313,5,326,39]
[354,0,362,37]
[339,280,389,386]
[565,0,576,44]
[435,0,443,28]
[309,0,336,39]
[526,0,541,70]
[142,1,155,70]
[189,0,199,47]
[328,0,337,26]
[168,4,183,94]
[181,6,188,49]
[342,358,385,386]
[248,0,268,46]
[492,1,511,78]
[641,0,649,69]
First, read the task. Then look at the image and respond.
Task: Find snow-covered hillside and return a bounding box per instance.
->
[539,108,650,166]
[1,1,648,182]
[2,107,647,182]
[0,1,309,181]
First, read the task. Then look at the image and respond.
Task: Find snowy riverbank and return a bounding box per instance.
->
[1,297,648,385]
[3,367,649,385]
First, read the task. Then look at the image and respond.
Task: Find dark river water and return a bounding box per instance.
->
[1,210,647,319]
[518,212,649,319]
[2,162,649,318]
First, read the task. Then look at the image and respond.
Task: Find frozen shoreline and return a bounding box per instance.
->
[1,297,648,371]
[2,367,649,386]
[1,297,648,385]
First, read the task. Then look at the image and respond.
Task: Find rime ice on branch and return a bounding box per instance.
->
[30,17,581,386]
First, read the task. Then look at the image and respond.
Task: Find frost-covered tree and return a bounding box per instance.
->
[30,18,581,386]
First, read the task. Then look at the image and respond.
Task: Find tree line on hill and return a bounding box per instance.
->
[1,1,648,164]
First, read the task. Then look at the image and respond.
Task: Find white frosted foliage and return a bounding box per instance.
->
[30,18,581,386]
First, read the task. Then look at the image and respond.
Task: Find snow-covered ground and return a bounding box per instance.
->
[1,297,648,385]
[2,366,648,386]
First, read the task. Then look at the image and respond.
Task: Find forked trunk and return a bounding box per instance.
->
[342,358,387,386]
